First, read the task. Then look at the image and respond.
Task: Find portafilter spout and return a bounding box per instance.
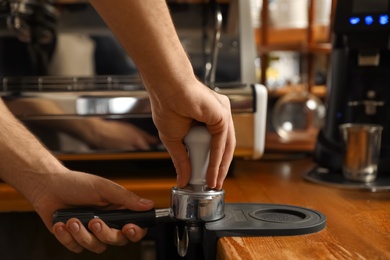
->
[171,125,225,256]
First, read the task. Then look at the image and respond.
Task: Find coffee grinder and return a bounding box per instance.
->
[310,0,390,187]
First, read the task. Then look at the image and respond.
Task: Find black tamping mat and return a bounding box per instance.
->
[305,167,390,192]
[202,203,326,259]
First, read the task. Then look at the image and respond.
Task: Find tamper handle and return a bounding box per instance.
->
[184,125,211,186]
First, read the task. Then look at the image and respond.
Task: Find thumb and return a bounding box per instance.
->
[125,192,155,211]
[97,178,155,211]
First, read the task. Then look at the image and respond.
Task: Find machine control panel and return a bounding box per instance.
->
[335,0,390,33]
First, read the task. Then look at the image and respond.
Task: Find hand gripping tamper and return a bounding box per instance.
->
[171,125,224,256]
[53,126,327,259]
[53,125,224,257]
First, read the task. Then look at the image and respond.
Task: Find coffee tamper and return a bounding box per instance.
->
[171,125,225,256]
[52,126,225,257]
[53,126,327,259]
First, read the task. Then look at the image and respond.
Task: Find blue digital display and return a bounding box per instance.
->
[350,14,390,26]
[350,17,360,25]
[379,14,389,24]
[337,0,390,33]
[365,16,374,25]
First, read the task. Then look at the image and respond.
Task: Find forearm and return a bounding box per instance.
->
[0,100,66,203]
[89,0,198,99]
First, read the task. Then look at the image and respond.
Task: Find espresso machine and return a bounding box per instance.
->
[0,1,329,259]
[0,0,268,162]
[0,0,326,259]
[310,0,390,188]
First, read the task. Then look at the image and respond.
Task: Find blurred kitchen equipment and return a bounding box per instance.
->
[0,0,267,161]
[1,0,58,75]
[307,0,390,190]
[54,126,327,260]
[5,0,57,44]
[203,0,222,85]
[339,123,383,182]
[272,90,325,141]
[0,76,267,161]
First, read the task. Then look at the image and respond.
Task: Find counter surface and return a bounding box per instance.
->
[0,156,389,259]
[217,157,390,259]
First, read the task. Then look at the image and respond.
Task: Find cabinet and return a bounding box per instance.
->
[256,0,337,152]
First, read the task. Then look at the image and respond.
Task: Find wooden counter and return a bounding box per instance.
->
[0,156,389,259]
[218,157,390,259]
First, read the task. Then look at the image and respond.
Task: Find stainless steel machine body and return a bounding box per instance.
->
[0,77,267,160]
[0,0,267,161]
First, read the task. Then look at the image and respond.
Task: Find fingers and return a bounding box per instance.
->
[163,139,191,188]
[150,83,235,189]
[95,179,154,212]
[206,125,234,189]
[53,218,148,254]
[53,222,85,253]
[215,117,236,190]
[161,101,235,189]
[89,220,147,244]
[206,96,236,190]
[50,176,154,254]
[122,223,148,242]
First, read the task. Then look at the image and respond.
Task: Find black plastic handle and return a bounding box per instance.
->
[53,208,157,229]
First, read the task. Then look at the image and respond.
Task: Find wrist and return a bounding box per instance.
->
[142,69,199,103]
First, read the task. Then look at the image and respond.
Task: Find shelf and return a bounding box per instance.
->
[258,43,331,54]
[268,85,326,98]
[265,132,316,152]
[308,43,332,53]
[256,25,331,52]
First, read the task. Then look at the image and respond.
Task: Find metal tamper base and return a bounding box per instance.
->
[171,125,225,257]
[172,127,326,259]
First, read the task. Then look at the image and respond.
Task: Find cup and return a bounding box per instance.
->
[339,123,383,182]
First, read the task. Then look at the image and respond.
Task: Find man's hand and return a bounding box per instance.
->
[33,170,154,253]
[150,81,236,190]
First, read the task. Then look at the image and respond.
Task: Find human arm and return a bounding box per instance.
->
[89,0,236,189]
[0,99,154,253]
[6,99,159,150]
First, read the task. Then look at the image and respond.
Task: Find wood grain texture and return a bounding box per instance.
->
[218,158,390,259]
